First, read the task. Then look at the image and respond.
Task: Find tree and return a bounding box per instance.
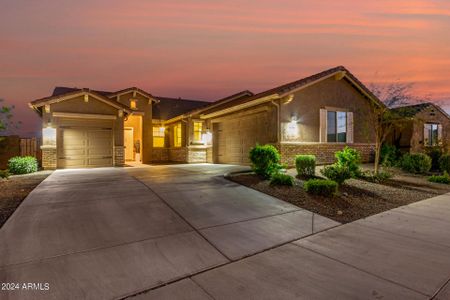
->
[367,82,417,174]
[0,99,18,141]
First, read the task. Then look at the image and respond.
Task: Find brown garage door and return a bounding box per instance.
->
[214,112,271,165]
[57,119,114,168]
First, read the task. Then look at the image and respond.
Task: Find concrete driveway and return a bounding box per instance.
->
[0,164,337,299]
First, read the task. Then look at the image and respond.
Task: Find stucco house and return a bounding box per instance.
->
[29,66,383,169]
[388,103,450,153]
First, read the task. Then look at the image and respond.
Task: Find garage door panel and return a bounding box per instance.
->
[215,112,270,165]
[57,119,114,168]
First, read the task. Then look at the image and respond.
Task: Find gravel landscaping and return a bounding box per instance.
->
[229,169,450,223]
[0,171,51,227]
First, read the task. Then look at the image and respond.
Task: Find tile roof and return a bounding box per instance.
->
[198,66,383,116]
[152,96,210,120]
[391,102,450,120]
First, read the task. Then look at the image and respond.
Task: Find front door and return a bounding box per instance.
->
[124,127,134,161]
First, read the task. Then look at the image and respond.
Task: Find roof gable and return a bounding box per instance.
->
[198,66,384,118]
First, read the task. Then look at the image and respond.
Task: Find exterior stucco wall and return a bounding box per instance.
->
[280,77,375,143]
[411,107,450,153]
[40,95,125,169]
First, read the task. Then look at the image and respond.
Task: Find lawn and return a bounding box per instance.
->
[0,171,52,227]
[229,167,450,223]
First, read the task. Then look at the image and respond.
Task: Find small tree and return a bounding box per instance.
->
[367,82,417,174]
[0,99,17,141]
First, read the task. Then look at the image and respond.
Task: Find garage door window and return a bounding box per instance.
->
[174,123,182,147]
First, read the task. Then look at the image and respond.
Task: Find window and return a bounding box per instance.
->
[327,111,347,142]
[193,121,203,143]
[425,123,440,146]
[153,126,165,147]
[130,100,137,110]
[174,123,182,147]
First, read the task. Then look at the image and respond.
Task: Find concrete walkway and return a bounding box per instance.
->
[0,164,337,299]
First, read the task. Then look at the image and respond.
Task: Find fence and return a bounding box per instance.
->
[0,136,42,169]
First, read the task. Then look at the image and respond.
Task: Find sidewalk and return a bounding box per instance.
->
[136,193,450,299]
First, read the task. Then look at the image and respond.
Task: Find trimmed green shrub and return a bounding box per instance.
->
[380,144,401,167]
[0,169,10,179]
[320,164,352,185]
[425,146,443,171]
[439,154,450,174]
[8,156,38,175]
[400,153,432,174]
[335,146,361,177]
[428,171,450,184]
[304,179,338,196]
[270,173,294,186]
[249,144,281,179]
[295,155,316,177]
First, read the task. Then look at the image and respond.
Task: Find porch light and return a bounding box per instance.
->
[42,125,56,146]
[84,94,89,102]
[202,131,212,145]
[130,100,137,110]
[286,117,299,138]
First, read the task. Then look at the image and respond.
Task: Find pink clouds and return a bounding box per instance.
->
[1,0,450,136]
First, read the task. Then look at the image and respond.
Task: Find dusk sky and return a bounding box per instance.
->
[1,0,450,136]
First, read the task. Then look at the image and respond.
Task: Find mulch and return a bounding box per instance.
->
[0,171,51,227]
[229,173,450,223]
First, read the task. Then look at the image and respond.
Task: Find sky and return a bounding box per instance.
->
[1,0,450,137]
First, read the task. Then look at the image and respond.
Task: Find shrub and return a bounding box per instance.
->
[439,154,450,174]
[400,153,432,174]
[425,146,443,171]
[335,146,361,177]
[8,156,38,175]
[295,155,316,177]
[320,164,352,185]
[270,173,294,186]
[380,144,401,167]
[0,169,10,179]
[249,144,281,179]
[428,171,450,184]
[304,179,338,196]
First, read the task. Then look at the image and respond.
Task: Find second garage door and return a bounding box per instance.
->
[57,118,114,168]
[214,112,271,165]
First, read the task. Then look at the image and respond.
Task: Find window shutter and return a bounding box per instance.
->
[347,112,354,143]
[423,124,430,145]
[438,124,443,145]
[320,109,327,142]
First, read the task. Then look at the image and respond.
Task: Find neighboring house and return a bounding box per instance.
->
[29,66,383,169]
[388,103,450,153]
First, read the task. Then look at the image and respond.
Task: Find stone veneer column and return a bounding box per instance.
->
[114,146,125,166]
[41,146,57,170]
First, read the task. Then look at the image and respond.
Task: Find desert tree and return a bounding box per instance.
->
[366,82,417,174]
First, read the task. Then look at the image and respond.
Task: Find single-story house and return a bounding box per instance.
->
[29,66,383,169]
[388,103,450,153]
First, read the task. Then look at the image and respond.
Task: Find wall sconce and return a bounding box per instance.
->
[118,110,123,118]
[84,94,89,102]
[286,117,299,138]
[202,131,212,145]
[42,124,56,146]
[44,104,50,113]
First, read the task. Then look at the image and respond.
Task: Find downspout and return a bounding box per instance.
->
[271,99,280,145]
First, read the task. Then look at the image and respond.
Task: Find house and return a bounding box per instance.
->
[29,66,383,169]
[388,103,450,153]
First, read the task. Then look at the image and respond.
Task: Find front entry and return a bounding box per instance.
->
[124,127,134,161]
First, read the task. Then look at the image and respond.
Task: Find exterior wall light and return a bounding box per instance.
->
[286,117,299,138]
[42,125,56,146]
[84,94,89,102]
[202,131,212,145]
[130,100,137,110]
